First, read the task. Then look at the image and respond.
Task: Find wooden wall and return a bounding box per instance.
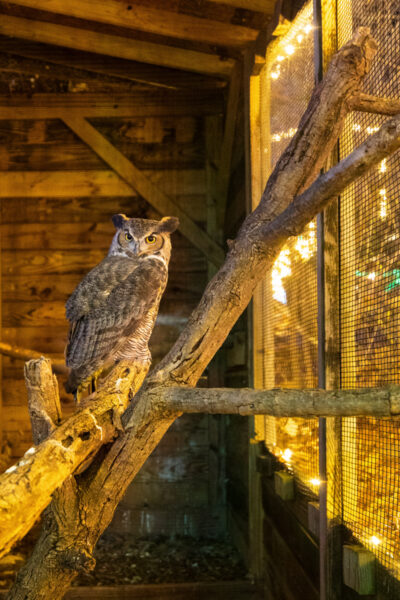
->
[0,84,225,538]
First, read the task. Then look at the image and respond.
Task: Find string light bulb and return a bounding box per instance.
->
[379,158,387,173]
[285,44,295,55]
[310,478,321,487]
[370,536,381,546]
[282,448,293,463]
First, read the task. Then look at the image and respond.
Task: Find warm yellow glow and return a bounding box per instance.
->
[271,127,297,142]
[366,126,380,135]
[310,477,321,487]
[304,23,312,34]
[294,221,317,261]
[379,188,388,219]
[285,44,295,55]
[367,272,376,281]
[296,34,304,43]
[272,248,292,303]
[282,448,293,463]
[370,536,382,547]
[270,70,280,80]
[379,158,387,173]
[352,123,361,132]
[277,54,285,62]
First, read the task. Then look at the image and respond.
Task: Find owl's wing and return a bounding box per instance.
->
[65,255,138,322]
[65,257,167,369]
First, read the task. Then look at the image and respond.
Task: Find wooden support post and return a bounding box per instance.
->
[342,545,376,595]
[62,116,224,267]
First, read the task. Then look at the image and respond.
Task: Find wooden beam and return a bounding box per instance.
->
[206,0,275,13]
[0,91,224,119]
[62,116,225,266]
[0,170,207,198]
[0,37,226,91]
[5,0,259,47]
[217,64,242,229]
[0,341,67,375]
[0,14,235,78]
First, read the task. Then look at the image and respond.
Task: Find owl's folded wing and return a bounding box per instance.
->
[65,258,167,369]
[65,255,137,322]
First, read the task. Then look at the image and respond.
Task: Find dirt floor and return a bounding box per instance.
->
[0,533,247,589]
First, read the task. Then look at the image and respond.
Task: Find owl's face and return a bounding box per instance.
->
[109,214,179,260]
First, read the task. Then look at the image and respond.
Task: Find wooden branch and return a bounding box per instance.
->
[0,341,68,375]
[26,358,62,444]
[261,112,400,243]
[62,115,225,267]
[350,92,400,115]
[0,360,148,558]
[0,91,224,119]
[0,14,235,78]
[159,386,400,417]
[5,0,258,47]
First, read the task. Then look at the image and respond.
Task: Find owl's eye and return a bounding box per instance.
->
[145,235,157,244]
[125,232,133,241]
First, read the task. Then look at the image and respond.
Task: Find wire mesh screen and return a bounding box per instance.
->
[254,2,320,491]
[338,0,400,582]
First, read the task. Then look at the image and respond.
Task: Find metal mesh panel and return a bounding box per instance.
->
[256,2,320,492]
[338,0,400,582]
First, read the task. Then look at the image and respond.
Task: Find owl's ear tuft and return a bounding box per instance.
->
[159,216,179,233]
[112,214,129,229]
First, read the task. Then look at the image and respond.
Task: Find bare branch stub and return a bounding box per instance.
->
[350,92,400,115]
[25,358,62,445]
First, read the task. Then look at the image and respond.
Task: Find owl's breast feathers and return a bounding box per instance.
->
[65,255,168,392]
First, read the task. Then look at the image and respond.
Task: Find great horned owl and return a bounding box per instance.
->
[64,213,179,396]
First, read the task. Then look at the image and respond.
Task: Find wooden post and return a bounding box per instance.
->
[321,2,343,598]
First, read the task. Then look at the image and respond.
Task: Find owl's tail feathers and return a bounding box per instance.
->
[64,370,80,395]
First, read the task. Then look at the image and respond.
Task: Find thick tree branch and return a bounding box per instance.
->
[0,360,148,558]
[159,386,400,417]
[350,92,400,115]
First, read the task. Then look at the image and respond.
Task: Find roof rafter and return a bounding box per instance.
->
[0,14,235,77]
[4,0,259,47]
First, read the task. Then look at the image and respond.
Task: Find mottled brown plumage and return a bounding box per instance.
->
[65,214,179,394]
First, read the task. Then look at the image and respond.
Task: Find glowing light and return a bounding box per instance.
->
[310,478,321,487]
[370,536,381,547]
[379,158,387,173]
[282,448,293,463]
[367,272,376,281]
[285,44,295,55]
[271,128,297,143]
[277,55,285,62]
[294,222,317,261]
[272,248,291,303]
[296,34,304,43]
[304,24,312,34]
[366,126,380,135]
[271,70,280,80]
[352,123,361,132]
[379,188,388,219]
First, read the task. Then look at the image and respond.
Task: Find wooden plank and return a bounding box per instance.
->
[1,248,205,276]
[0,170,206,198]
[0,37,227,91]
[0,581,260,600]
[0,91,224,119]
[5,0,259,47]
[62,116,224,266]
[217,63,242,229]
[0,14,235,78]
[207,0,275,12]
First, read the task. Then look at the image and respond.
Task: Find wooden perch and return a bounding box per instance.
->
[350,92,400,115]
[0,358,148,558]
[161,386,400,417]
[4,27,400,599]
[0,341,68,375]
